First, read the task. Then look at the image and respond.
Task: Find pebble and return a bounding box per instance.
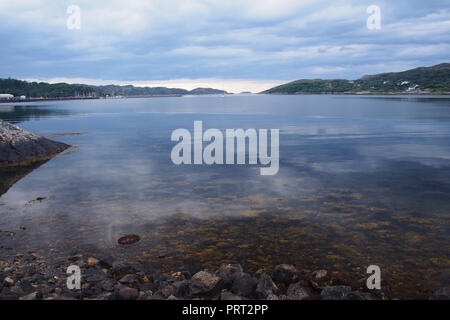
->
[0,253,407,301]
[320,285,352,300]
[87,257,99,266]
[118,287,139,300]
[3,277,14,287]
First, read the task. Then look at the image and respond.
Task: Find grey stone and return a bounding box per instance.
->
[118,287,139,300]
[160,283,175,298]
[85,269,108,283]
[9,285,24,296]
[430,287,450,300]
[347,291,375,300]
[0,292,19,300]
[2,277,14,287]
[149,273,164,282]
[0,120,70,166]
[99,256,115,269]
[321,285,352,300]
[190,271,224,297]
[231,273,257,298]
[255,273,278,299]
[219,290,242,300]
[112,262,137,279]
[19,292,41,300]
[173,280,191,298]
[139,282,155,293]
[215,264,243,287]
[272,264,297,286]
[101,279,116,292]
[119,274,138,285]
[285,282,310,300]
[146,293,164,300]
[311,270,328,281]
[93,292,113,300]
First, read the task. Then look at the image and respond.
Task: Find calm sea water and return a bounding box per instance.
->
[1,95,449,298]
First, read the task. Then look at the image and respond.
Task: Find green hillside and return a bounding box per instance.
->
[0,78,228,98]
[263,63,450,94]
[0,78,99,98]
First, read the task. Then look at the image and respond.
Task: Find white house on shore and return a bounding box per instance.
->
[0,94,14,99]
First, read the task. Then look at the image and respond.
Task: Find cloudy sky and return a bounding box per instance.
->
[0,0,449,92]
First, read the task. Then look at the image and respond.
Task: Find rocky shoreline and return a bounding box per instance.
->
[0,252,448,300]
[0,120,69,167]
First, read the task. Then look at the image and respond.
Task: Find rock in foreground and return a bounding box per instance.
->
[0,120,69,166]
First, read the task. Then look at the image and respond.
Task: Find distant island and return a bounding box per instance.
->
[0,78,229,101]
[263,63,450,95]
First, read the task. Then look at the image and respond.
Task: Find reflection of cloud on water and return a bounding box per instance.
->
[359,144,450,168]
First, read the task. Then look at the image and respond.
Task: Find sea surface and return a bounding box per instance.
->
[1,94,449,298]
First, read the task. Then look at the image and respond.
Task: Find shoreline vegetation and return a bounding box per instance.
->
[0,63,449,102]
[0,78,229,102]
[263,63,450,95]
[1,91,448,104]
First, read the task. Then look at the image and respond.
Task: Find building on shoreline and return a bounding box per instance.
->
[0,93,14,100]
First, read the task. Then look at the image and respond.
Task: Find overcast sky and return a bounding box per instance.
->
[0,0,449,92]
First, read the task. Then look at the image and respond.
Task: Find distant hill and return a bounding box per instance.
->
[0,78,228,98]
[0,78,98,98]
[188,87,227,95]
[97,85,228,96]
[263,63,450,94]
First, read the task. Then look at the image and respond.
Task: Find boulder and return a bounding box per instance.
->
[255,273,278,299]
[311,269,328,281]
[190,271,224,297]
[173,280,191,298]
[284,282,310,300]
[231,273,257,298]
[272,264,298,286]
[0,120,69,166]
[310,269,329,290]
[215,264,243,287]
